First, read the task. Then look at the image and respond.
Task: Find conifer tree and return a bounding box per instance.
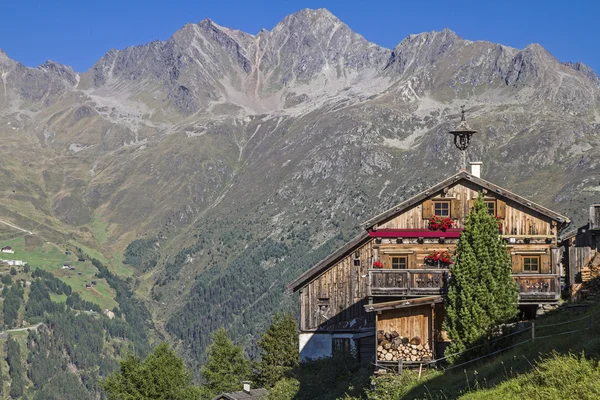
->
[6,335,24,398]
[254,313,299,387]
[443,193,518,358]
[201,328,252,396]
[101,342,203,399]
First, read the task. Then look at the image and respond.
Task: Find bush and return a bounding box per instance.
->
[266,378,300,400]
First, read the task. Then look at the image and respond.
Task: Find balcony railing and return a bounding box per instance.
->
[513,274,560,302]
[369,269,447,296]
[369,270,560,302]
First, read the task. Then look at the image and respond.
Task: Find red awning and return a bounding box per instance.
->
[369,229,463,238]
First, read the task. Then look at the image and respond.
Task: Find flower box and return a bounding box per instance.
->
[424,250,453,267]
[429,216,454,231]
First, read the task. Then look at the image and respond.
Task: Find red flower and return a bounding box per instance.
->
[429,216,453,231]
[424,250,454,265]
[372,261,383,268]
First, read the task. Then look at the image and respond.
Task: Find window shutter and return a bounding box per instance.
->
[497,199,507,219]
[409,253,417,269]
[422,200,434,219]
[511,255,520,274]
[540,254,550,274]
[451,199,462,220]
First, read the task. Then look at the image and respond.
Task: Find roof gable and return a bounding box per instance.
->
[363,171,569,229]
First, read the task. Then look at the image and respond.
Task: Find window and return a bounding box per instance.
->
[485,200,496,216]
[332,338,351,353]
[523,256,540,272]
[434,201,450,217]
[353,251,361,266]
[391,256,407,269]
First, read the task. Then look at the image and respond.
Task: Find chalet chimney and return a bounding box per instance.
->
[469,161,482,178]
[242,381,251,394]
[590,204,600,230]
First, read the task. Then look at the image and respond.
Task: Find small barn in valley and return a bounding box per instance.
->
[287,163,569,365]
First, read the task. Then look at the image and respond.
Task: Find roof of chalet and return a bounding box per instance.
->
[287,231,370,292]
[212,388,269,400]
[364,296,444,313]
[287,170,570,293]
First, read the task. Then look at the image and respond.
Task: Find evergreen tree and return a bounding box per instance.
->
[201,328,252,396]
[254,313,299,387]
[443,193,518,358]
[101,342,202,399]
[6,335,25,398]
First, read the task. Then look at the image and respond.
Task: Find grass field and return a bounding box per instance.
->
[91,217,108,245]
[0,236,117,310]
[112,250,133,277]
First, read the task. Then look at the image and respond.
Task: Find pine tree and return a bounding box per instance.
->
[6,335,24,398]
[101,342,203,399]
[254,313,299,387]
[443,193,518,358]
[201,328,252,396]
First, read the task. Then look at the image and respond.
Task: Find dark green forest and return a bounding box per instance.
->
[0,264,152,398]
[166,227,347,366]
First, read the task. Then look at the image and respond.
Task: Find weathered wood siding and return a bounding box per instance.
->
[378,181,554,236]
[377,305,433,347]
[568,246,594,284]
[300,240,374,331]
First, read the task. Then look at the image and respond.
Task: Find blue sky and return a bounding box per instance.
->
[0,0,597,74]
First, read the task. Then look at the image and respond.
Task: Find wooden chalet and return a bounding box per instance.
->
[287,164,569,364]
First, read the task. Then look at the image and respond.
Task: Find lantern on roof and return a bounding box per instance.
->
[448,105,477,170]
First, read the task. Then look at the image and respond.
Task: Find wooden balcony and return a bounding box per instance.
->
[513,274,560,302]
[369,270,560,303]
[369,269,447,296]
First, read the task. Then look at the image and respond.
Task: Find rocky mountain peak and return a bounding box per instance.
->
[564,61,600,86]
[38,60,79,85]
[386,28,463,76]
[0,49,15,68]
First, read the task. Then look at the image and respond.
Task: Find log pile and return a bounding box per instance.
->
[376,330,432,362]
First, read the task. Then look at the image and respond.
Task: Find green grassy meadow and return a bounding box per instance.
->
[0,236,117,310]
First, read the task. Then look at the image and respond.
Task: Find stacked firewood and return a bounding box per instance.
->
[376,330,433,362]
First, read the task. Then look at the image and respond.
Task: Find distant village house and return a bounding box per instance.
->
[2,260,24,266]
[2,246,14,254]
